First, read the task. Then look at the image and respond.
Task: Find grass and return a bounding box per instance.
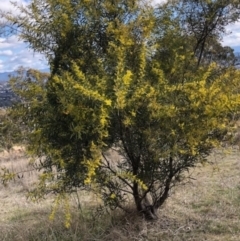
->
[1,148,240,240]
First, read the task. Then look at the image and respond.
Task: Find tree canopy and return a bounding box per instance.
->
[2,0,240,220]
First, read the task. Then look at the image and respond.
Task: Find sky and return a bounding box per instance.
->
[0,0,240,73]
[0,0,49,72]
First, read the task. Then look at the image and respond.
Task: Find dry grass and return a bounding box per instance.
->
[1,148,240,240]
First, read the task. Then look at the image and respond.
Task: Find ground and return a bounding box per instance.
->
[0,147,240,241]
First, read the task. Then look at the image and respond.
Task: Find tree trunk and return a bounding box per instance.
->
[134,193,158,220]
[140,197,158,220]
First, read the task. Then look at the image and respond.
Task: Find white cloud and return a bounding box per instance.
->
[0,31,48,72]
[6,36,24,49]
[0,46,48,72]
[152,0,167,5]
[0,0,27,13]
[0,50,13,56]
[221,22,240,48]
[0,36,21,49]
[0,0,48,73]
[0,35,48,72]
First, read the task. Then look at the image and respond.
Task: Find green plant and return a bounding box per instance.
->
[2,0,240,220]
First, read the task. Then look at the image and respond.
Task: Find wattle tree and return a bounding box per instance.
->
[1,0,240,220]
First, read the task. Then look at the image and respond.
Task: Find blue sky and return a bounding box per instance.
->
[0,0,240,73]
[0,0,49,72]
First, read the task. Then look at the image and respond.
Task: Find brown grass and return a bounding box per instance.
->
[1,148,240,240]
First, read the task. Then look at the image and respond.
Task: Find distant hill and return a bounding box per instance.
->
[0,68,49,107]
[0,71,17,83]
[235,52,240,67]
[0,68,50,83]
[0,82,16,107]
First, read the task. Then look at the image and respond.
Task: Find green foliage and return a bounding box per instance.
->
[2,0,240,220]
[0,167,16,186]
[158,0,240,67]
[0,109,19,151]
